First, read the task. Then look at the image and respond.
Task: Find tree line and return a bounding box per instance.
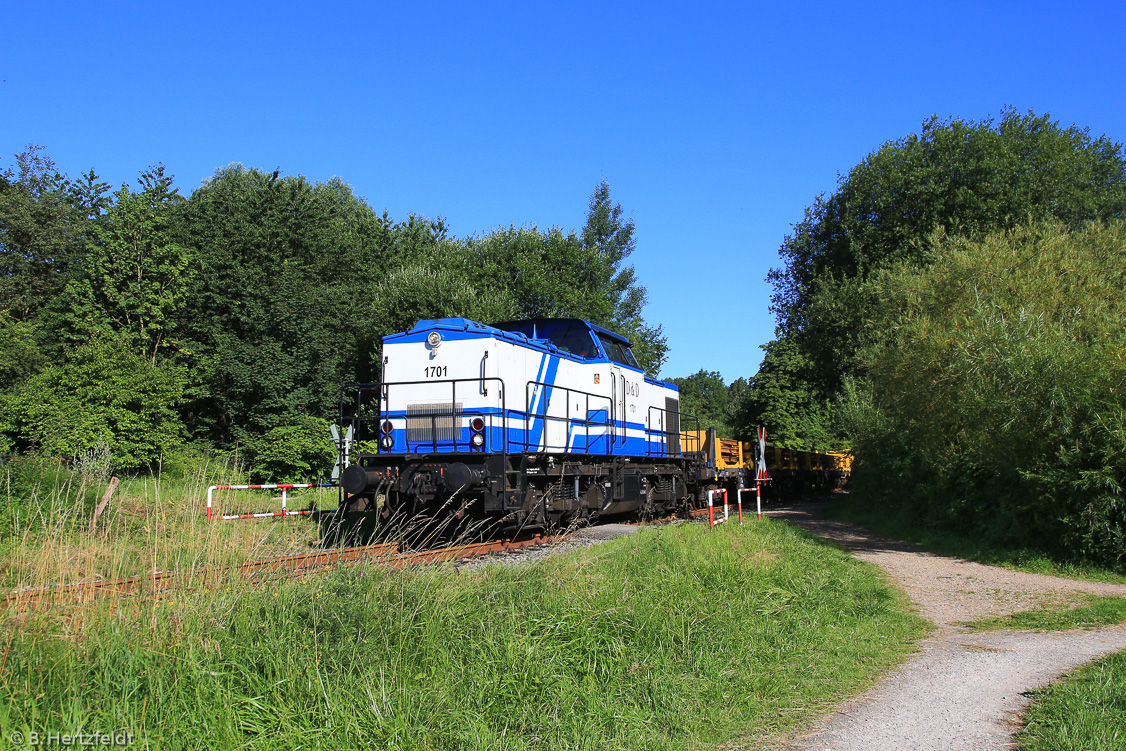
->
[0,151,665,477]
[5,106,1125,567]
[747,108,1126,568]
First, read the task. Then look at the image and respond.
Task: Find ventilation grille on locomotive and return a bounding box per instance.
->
[406,402,463,443]
[665,397,681,454]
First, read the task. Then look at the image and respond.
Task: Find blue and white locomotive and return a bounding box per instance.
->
[336,317,703,535]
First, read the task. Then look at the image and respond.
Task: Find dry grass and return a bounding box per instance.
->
[1,457,337,594]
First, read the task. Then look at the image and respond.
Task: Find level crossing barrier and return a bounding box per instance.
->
[707,488,743,527]
[206,483,336,521]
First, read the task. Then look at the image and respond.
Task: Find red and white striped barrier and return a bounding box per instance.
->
[206,483,335,521]
[755,426,769,520]
[707,488,741,527]
[736,488,748,524]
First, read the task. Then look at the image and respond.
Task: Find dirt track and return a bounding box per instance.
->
[765,501,1126,751]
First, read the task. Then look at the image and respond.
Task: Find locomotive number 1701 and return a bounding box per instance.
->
[424,366,448,378]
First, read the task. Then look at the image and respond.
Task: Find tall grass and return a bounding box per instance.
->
[1,454,337,593]
[0,520,928,750]
[1018,651,1126,751]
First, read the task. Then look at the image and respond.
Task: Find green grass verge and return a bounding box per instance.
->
[824,494,1126,584]
[1018,651,1126,751]
[0,519,928,750]
[967,596,1126,632]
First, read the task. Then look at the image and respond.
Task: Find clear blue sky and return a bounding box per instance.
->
[4,1,1124,382]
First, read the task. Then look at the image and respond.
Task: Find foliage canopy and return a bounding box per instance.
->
[0,154,667,479]
[843,221,1126,568]
[770,109,1126,398]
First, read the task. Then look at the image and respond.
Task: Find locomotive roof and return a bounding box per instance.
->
[385,317,676,390]
[490,317,632,346]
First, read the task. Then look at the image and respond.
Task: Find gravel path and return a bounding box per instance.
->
[766,500,1126,751]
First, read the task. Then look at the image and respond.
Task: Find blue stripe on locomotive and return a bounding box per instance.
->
[378,318,678,459]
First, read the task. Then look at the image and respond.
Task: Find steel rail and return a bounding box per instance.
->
[3,535,555,611]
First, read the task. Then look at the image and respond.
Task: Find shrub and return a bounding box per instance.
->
[246,415,335,483]
[0,338,186,469]
[844,221,1126,568]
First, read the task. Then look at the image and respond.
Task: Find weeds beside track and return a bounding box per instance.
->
[3,535,563,611]
[0,518,927,751]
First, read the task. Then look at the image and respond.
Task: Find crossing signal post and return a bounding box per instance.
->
[755,426,769,520]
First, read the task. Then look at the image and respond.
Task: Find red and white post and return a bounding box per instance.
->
[708,488,730,527]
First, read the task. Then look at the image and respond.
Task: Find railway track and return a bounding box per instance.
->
[4,504,731,613]
[3,534,557,612]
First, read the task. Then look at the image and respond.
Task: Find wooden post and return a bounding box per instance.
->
[89,476,120,533]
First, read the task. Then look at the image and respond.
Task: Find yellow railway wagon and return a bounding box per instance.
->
[680,429,852,495]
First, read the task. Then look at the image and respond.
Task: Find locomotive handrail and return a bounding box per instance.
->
[517,380,614,455]
[338,377,509,457]
[340,376,619,460]
[645,405,701,458]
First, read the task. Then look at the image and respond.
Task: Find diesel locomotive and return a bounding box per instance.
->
[333,317,703,539]
[329,316,849,541]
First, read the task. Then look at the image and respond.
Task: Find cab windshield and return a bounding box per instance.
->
[594,333,640,368]
[494,320,598,359]
[549,325,598,359]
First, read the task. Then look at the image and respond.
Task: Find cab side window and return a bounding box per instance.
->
[548,324,596,358]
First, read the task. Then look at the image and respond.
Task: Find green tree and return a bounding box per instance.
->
[0,337,186,467]
[843,221,1126,567]
[0,311,46,391]
[667,370,733,436]
[461,181,668,374]
[770,109,1126,396]
[735,338,835,450]
[580,181,667,374]
[58,165,193,362]
[0,147,109,323]
[367,244,517,339]
[173,166,422,444]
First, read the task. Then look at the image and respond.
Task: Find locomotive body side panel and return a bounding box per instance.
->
[377,318,678,459]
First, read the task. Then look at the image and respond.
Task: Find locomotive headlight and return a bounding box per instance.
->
[426,331,442,349]
[469,416,485,448]
[380,435,394,450]
[381,420,394,435]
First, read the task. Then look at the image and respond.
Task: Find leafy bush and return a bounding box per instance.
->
[246,416,335,483]
[844,221,1126,569]
[0,338,186,469]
